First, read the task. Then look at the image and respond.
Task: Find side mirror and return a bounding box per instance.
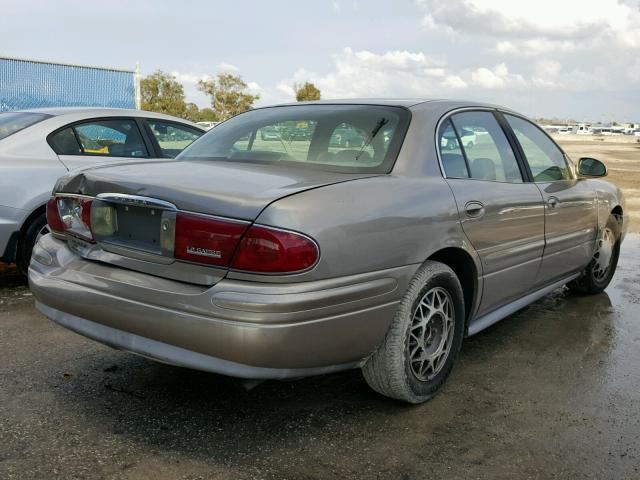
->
[578,157,607,177]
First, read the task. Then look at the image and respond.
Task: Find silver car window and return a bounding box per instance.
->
[450,112,523,183]
[0,112,50,140]
[504,114,572,182]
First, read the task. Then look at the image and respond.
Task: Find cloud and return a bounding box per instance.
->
[217,62,239,73]
[275,48,453,99]
[417,0,640,51]
[442,75,468,89]
[470,63,526,89]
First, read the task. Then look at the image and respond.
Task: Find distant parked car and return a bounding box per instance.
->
[440,127,476,150]
[196,121,219,131]
[29,100,627,403]
[0,108,204,274]
[260,125,281,141]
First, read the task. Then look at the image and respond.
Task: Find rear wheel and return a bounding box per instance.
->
[568,213,621,294]
[362,261,465,403]
[16,213,48,276]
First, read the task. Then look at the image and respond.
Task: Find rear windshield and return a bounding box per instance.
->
[178,104,410,173]
[0,112,50,140]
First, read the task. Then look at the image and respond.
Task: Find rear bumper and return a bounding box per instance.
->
[29,235,417,379]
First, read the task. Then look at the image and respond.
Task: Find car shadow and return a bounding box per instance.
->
[45,287,616,470]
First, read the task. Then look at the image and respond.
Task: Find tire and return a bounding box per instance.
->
[568,213,621,294]
[466,141,474,149]
[16,213,48,276]
[362,261,465,404]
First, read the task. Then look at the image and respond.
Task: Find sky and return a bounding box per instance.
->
[2,0,640,121]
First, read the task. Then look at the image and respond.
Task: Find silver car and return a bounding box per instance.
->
[29,100,627,403]
[0,108,204,274]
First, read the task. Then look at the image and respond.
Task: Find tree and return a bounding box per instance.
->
[198,74,260,121]
[294,82,321,102]
[140,71,188,118]
[184,103,218,123]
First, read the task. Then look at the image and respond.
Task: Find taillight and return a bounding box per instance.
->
[231,225,319,273]
[46,195,93,241]
[174,212,248,267]
[46,197,66,233]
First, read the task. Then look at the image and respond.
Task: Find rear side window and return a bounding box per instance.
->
[438,119,469,178]
[147,120,203,158]
[0,112,50,140]
[49,119,148,158]
[439,111,523,183]
[504,115,572,182]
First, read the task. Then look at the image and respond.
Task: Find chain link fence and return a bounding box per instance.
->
[0,56,138,111]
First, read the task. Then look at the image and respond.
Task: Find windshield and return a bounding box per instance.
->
[178,104,410,173]
[0,112,51,141]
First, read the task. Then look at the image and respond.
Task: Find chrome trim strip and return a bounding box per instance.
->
[96,193,178,210]
[467,273,580,336]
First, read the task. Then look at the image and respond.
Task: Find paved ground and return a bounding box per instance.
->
[1,235,639,480]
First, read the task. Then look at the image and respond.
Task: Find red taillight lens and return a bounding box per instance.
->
[46,197,66,233]
[46,196,93,241]
[174,212,248,267]
[231,225,319,273]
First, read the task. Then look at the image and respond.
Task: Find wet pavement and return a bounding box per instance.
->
[1,236,639,480]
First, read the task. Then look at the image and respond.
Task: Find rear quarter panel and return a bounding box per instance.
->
[241,175,479,282]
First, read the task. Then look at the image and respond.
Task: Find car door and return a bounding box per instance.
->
[502,114,597,285]
[144,119,204,158]
[48,117,154,170]
[438,111,546,316]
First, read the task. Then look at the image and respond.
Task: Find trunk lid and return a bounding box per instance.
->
[56,159,372,220]
[55,160,375,285]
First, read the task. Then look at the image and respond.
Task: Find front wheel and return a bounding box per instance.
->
[362,261,465,403]
[568,213,621,294]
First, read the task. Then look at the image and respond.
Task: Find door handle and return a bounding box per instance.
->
[465,201,485,218]
[547,196,559,208]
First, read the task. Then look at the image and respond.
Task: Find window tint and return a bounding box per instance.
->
[438,119,469,178]
[50,119,148,158]
[148,121,203,158]
[0,112,50,140]
[179,105,409,174]
[48,127,82,155]
[504,115,572,182]
[449,112,523,183]
[231,121,318,162]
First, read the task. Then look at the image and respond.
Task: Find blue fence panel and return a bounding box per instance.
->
[0,57,135,111]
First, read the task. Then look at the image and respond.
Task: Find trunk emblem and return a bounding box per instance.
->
[186,246,222,259]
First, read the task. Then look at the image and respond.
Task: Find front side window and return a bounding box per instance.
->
[49,119,148,158]
[178,105,410,174]
[147,120,203,158]
[505,115,572,182]
[440,111,523,183]
[0,112,50,141]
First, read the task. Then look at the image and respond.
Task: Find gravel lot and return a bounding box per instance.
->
[1,138,639,479]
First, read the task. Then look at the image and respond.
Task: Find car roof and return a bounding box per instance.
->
[11,107,204,128]
[256,98,520,114]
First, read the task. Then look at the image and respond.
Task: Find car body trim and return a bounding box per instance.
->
[468,273,580,336]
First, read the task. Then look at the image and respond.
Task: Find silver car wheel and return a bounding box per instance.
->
[408,286,455,381]
[593,227,615,282]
